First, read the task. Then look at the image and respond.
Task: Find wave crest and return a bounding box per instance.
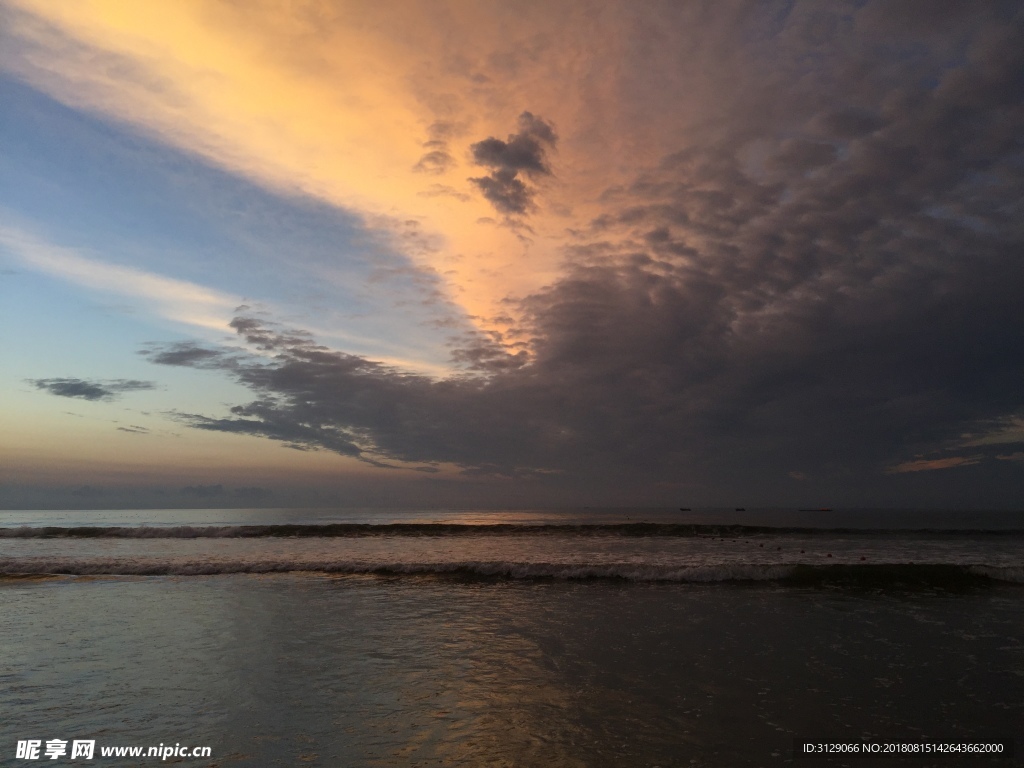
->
[2,523,1022,539]
[0,559,1016,586]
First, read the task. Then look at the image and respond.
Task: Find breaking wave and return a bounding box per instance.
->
[2,523,1022,538]
[0,559,1019,586]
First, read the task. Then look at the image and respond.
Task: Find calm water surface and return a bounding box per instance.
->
[1,576,1022,767]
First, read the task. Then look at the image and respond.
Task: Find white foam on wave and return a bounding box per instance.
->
[967,565,1024,583]
[4,558,1022,583]
[0,558,799,581]
[0,526,245,538]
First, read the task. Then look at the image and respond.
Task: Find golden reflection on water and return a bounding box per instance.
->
[198,574,684,766]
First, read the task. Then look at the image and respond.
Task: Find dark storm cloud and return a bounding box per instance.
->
[469,111,556,215]
[29,377,156,401]
[148,315,554,474]
[147,3,1024,503]
[546,0,1024,489]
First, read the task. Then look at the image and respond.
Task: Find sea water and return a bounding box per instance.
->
[1,508,1022,767]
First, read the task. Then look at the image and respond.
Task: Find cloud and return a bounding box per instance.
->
[116,425,150,434]
[138,0,1024,502]
[769,139,838,171]
[0,225,242,331]
[30,378,155,402]
[886,456,984,474]
[144,343,229,367]
[417,183,471,202]
[995,452,1024,462]
[414,150,455,175]
[0,2,576,331]
[469,111,557,215]
[11,1,1024,504]
[811,108,884,139]
[413,121,457,175]
[170,410,366,460]
[146,319,548,474]
[959,416,1024,447]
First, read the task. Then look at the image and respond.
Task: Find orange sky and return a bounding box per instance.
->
[5,0,690,337]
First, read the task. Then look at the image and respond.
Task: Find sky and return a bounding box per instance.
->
[1,0,1022,510]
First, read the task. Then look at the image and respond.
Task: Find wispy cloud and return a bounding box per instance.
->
[886,456,984,474]
[413,121,459,175]
[0,225,241,331]
[2,224,469,378]
[959,417,1024,448]
[116,424,150,434]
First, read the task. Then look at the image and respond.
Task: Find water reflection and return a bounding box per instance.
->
[2,576,1022,766]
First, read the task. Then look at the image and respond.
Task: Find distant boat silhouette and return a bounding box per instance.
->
[735,507,745,511]
[679,507,691,511]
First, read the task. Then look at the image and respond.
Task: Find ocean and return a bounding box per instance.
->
[1,508,1022,767]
